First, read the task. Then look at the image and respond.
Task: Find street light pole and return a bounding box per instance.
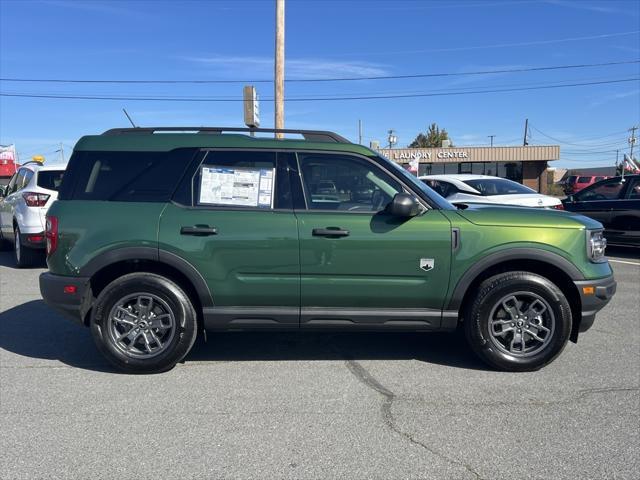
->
[274,0,285,139]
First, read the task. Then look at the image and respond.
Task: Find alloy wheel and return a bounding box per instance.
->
[487,291,555,357]
[107,293,176,359]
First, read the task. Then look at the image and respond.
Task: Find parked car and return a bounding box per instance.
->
[561,175,609,195]
[420,174,563,209]
[0,163,66,266]
[40,127,615,374]
[562,175,640,247]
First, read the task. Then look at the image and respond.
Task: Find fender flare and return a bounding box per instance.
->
[447,248,584,311]
[79,246,213,307]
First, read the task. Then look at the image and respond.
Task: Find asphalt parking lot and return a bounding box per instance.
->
[0,249,638,480]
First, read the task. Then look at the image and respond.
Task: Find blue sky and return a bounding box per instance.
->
[1,0,639,168]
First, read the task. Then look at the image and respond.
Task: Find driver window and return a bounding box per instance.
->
[5,172,18,194]
[298,153,402,212]
[576,180,624,201]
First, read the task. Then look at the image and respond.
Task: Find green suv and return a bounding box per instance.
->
[39,127,616,373]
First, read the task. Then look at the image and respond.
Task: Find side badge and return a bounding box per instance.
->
[420,258,435,272]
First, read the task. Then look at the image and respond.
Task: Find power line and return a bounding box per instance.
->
[1,78,638,103]
[530,126,632,147]
[1,60,638,84]
[1,73,625,101]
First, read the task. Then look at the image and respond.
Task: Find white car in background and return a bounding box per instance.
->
[0,163,65,267]
[419,174,563,209]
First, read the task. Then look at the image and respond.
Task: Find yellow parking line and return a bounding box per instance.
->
[608,259,640,266]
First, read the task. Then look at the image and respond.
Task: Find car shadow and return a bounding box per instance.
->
[0,300,487,373]
[0,250,46,268]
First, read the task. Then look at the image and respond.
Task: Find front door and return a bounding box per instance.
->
[294,152,452,329]
[569,178,626,228]
[0,169,25,237]
[158,150,300,328]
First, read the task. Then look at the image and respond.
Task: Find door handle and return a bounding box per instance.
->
[312,227,350,237]
[180,226,218,236]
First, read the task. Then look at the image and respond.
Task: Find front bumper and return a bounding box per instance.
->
[573,275,617,333]
[39,272,92,326]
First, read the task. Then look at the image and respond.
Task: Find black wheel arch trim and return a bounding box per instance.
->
[447,248,585,311]
[79,246,214,308]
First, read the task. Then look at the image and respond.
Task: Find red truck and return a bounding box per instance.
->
[561,175,610,195]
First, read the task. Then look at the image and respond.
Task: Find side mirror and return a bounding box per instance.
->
[387,193,421,217]
[0,186,6,198]
[567,194,575,203]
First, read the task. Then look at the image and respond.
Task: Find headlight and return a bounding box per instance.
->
[587,230,607,262]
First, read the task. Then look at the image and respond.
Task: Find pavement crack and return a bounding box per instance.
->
[345,359,485,480]
[576,386,640,398]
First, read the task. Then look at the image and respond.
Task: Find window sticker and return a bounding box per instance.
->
[199,166,275,208]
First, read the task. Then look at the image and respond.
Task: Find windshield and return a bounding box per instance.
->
[464,178,536,196]
[374,154,456,210]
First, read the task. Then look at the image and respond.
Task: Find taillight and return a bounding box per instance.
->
[46,216,58,256]
[552,204,564,210]
[22,192,50,207]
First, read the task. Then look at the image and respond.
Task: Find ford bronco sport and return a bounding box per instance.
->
[39,127,616,373]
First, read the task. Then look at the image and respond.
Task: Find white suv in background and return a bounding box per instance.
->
[419,174,563,209]
[0,162,66,267]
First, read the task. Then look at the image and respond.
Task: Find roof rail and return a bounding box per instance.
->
[101,127,351,143]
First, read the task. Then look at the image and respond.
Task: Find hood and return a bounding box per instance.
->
[448,193,561,207]
[455,203,603,229]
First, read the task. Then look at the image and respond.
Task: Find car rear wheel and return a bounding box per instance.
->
[90,273,198,374]
[14,227,39,268]
[464,271,572,372]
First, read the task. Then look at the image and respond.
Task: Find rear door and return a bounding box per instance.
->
[159,150,300,329]
[293,151,452,330]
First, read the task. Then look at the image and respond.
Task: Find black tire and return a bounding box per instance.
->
[90,273,198,374]
[14,227,40,268]
[464,271,572,372]
[0,229,11,251]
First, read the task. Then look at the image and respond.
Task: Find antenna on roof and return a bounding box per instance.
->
[122,108,138,128]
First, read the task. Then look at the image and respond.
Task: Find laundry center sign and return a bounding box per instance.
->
[391,150,470,161]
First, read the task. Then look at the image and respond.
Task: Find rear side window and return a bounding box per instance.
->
[173,150,292,210]
[19,169,34,190]
[577,176,591,183]
[59,149,197,201]
[37,170,65,191]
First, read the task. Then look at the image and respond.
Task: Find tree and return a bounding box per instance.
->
[409,123,453,148]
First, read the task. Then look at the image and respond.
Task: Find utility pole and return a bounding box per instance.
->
[274,0,285,139]
[488,135,495,147]
[358,119,363,145]
[629,125,638,160]
[522,118,529,146]
[59,142,65,163]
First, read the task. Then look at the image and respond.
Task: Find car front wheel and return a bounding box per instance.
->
[90,273,198,374]
[464,271,572,372]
